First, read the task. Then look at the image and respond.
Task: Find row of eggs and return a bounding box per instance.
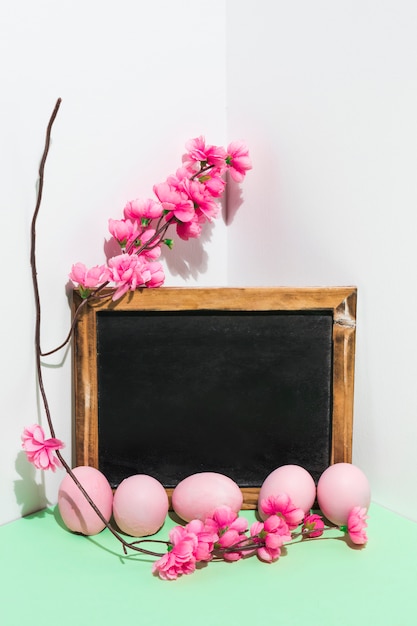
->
[58,462,371,537]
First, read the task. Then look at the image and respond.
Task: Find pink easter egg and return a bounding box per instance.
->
[317,463,371,525]
[58,466,113,535]
[113,474,169,537]
[258,464,316,519]
[172,472,243,522]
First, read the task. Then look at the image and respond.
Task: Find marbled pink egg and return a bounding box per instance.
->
[317,463,371,525]
[113,474,169,537]
[58,466,113,535]
[258,464,316,519]
[172,472,243,522]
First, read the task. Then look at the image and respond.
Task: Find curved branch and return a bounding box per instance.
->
[30,98,62,437]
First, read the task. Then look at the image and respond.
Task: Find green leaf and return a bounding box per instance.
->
[79,286,91,299]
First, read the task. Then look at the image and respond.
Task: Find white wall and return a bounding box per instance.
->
[2,0,417,526]
[226,1,417,521]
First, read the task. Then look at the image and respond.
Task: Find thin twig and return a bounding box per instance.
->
[31,98,62,437]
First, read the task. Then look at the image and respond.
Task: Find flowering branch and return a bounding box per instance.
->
[150,503,369,581]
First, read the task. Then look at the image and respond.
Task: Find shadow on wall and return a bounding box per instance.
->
[224,177,245,225]
[14,451,48,517]
[163,175,247,280]
[162,221,213,280]
[103,219,214,282]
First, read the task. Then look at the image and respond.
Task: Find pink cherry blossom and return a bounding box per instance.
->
[256,545,280,563]
[216,528,244,561]
[166,167,191,189]
[153,181,195,223]
[123,198,163,221]
[152,520,219,579]
[302,513,325,538]
[145,261,165,288]
[260,494,304,530]
[205,506,249,562]
[21,424,64,471]
[185,519,218,561]
[151,522,220,580]
[185,136,226,168]
[176,216,203,240]
[180,178,220,221]
[250,522,282,563]
[152,526,198,580]
[264,513,292,542]
[69,262,110,291]
[226,141,252,182]
[346,507,369,545]
[108,218,140,249]
[249,515,291,563]
[108,253,151,301]
[202,172,226,198]
[208,505,248,533]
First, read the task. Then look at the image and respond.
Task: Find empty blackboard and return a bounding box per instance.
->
[73,287,357,508]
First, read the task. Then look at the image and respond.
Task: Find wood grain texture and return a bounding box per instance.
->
[72,286,357,509]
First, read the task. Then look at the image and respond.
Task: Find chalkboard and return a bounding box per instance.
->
[73,287,357,508]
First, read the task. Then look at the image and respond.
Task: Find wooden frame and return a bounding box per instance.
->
[73,286,357,508]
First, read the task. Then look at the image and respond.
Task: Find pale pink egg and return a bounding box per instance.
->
[172,472,243,522]
[258,464,316,519]
[113,474,169,537]
[317,463,371,525]
[58,466,113,535]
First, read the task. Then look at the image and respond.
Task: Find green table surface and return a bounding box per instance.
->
[0,503,416,626]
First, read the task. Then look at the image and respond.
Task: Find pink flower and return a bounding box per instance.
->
[123,198,163,221]
[226,141,252,182]
[216,528,244,561]
[153,181,195,223]
[202,172,226,198]
[21,424,64,471]
[185,519,218,561]
[207,505,248,534]
[108,218,140,249]
[185,136,226,168]
[249,515,291,563]
[302,513,325,538]
[166,167,191,189]
[145,261,165,288]
[263,513,292,543]
[176,215,203,240]
[180,178,220,221]
[260,494,305,530]
[205,506,249,562]
[152,526,198,580]
[69,262,110,293]
[152,519,219,579]
[346,507,369,545]
[108,253,151,300]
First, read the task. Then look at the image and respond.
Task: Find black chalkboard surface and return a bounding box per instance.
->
[73,287,356,507]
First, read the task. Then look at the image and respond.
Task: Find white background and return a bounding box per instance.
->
[1,0,416,525]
